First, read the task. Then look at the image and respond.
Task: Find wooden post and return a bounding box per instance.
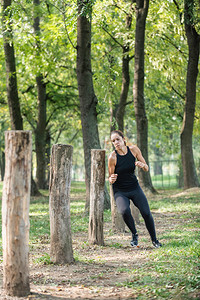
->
[2,131,31,297]
[89,149,105,245]
[49,144,74,264]
[110,184,125,232]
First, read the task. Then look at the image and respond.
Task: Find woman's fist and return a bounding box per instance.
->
[109,173,118,184]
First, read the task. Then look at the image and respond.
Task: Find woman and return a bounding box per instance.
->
[108,130,162,248]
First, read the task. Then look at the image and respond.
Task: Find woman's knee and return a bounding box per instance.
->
[120,207,132,218]
[115,194,130,216]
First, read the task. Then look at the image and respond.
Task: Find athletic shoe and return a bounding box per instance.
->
[152,239,162,248]
[131,233,138,247]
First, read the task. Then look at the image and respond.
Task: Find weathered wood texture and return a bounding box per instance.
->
[2,131,32,296]
[89,150,105,245]
[49,144,74,264]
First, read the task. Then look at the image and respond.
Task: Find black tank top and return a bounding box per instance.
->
[113,146,138,193]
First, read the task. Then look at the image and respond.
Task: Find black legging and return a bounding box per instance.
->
[114,185,157,242]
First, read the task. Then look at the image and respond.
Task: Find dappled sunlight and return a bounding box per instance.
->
[0,182,199,299]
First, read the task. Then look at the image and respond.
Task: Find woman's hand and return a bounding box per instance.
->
[109,173,118,184]
[135,161,148,172]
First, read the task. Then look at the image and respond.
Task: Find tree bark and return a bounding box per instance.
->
[45,129,51,187]
[115,46,130,132]
[34,0,47,189]
[49,144,74,264]
[180,0,200,188]
[89,150,105,245]
[2,131,31,296]
[0,150,5,181]
[76,0,110,210]
[31,174,42,196]
[115,11,133,132]
[2,0,23,130]
[133,0,156,193]
[35,75,47,189]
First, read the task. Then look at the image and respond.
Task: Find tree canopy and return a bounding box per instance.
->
[0,0,199,187]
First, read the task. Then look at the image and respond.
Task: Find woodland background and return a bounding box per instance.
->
[0,1,200,299]
[0,0,199,199]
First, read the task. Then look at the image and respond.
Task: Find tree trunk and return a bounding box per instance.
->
[115,11,133,132]
[49,144,74,264]
[34,0,47,189]
[45,129,51,187]
[0,151,5,181]
[180,0,200,189]
[110,185,125,232]
[76,0,110,210]
[89,150,105,245]
[31,174,41,196]
[2,131,31,296]
[35,75,47,189]
[133,0,156,193]
[116,46,130,132]
[2,0,23,130]
[2,0,39,196]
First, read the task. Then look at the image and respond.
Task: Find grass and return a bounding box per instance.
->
[151,174,178,188]
[121,238,200,299]
[0,181,200,299]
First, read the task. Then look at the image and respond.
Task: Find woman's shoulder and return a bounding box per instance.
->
[129,145,140,156]
[108,150,116,161]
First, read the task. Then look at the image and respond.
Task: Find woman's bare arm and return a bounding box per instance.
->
[130,145,149,172]
[108,151,118,183]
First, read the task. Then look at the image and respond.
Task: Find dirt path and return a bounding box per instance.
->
[0,221,167,299]
[0,189,193,299]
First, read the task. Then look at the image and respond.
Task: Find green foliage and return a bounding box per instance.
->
[0,0,199,173]
[33,252,53,265]
[107,242,123,249]
[78,0,96,19]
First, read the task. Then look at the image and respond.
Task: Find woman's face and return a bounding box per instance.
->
[111,133,125,150]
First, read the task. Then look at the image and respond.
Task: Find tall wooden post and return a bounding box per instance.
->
[89,149,105,245]
[49,144,74,264]
[2,131,31,297]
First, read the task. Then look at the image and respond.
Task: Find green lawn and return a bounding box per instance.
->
[0,181,199,299]
[151,174,178,188]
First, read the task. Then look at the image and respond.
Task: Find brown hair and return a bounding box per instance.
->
[110,130,126,145]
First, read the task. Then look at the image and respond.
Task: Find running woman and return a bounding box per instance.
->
[108,130,162,248]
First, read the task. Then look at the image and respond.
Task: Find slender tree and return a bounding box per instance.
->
[1,0,23,130]
[33,0,47,189]
[102,1,133,132]
[180,0,200,188]
[2,0,40,196]
[76,0,110,209]
[133,0,156,193]
[115,9,133,132]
